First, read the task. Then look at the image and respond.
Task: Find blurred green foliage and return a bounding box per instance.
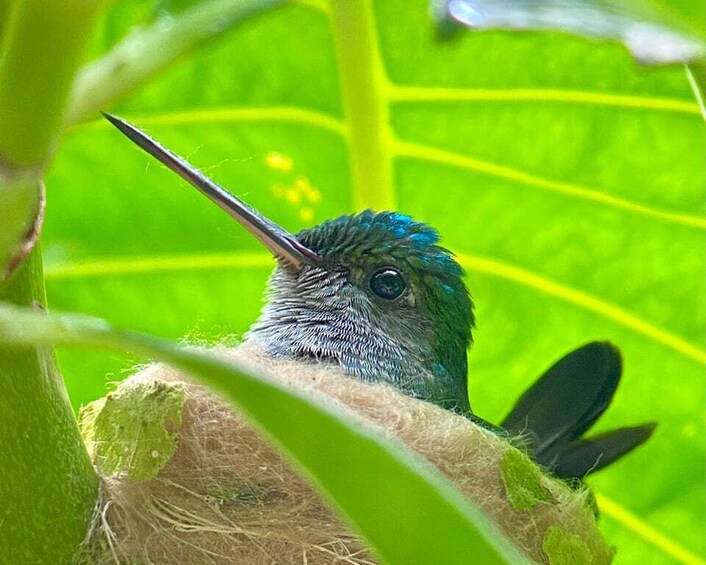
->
[35,0,705,563]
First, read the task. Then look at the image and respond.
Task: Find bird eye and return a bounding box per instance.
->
[369,267,406,300]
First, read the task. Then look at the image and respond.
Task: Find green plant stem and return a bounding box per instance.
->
[0,0,103,166]
[0,249,98,564]
[330,0,394,210]
[0,1,103,562]
[65,0,285,126]
[0,178,43,280]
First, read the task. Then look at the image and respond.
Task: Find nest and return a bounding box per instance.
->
[77,345,612,564]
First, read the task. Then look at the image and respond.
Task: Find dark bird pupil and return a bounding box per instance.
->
[370,268,406,300]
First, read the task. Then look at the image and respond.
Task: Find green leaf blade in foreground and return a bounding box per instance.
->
[0,302,527,565]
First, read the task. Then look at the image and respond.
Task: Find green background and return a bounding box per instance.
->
[39,1,705,563]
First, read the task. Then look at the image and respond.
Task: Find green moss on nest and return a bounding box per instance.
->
[501,448,555,510]
[543,525,594,564]
[79,379,186,481]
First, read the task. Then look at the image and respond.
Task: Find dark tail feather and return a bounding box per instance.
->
[552,423,657,479]
[500,341,655,479]
[501,341,622,465]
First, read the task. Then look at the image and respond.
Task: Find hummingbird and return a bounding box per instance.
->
[104,113,655,480]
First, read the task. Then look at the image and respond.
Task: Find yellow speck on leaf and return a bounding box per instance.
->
[300,207,315,223]
[285,188,301,204]
[307,188,321,203]
[295,176,321,203]
[265,152,293,172]
[268,166,322,219]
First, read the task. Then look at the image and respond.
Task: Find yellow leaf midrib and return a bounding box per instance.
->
[44,249,706,366]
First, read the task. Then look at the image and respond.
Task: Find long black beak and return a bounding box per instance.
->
[103,113,322,271]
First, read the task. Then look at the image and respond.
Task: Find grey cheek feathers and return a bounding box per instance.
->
[244,265,453,409]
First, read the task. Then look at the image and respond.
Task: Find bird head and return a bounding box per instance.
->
[105,115,474,412]
[252,210,474,411]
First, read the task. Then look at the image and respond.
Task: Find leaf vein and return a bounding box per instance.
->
[329,0,396,211]
[73,107,348,138]
[457,253,706,364]
[394,139,706,230]
[596,494,705,565]
[44,252,274,280]
[388,86,702,116]
[45,250,705,364]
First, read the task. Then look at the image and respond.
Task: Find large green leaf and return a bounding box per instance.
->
[43,0,704,563]
[0,302,524,565]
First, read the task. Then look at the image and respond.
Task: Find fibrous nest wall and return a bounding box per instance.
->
[77,344,613,564]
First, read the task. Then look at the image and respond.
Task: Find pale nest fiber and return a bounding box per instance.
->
[78,344,613,564]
